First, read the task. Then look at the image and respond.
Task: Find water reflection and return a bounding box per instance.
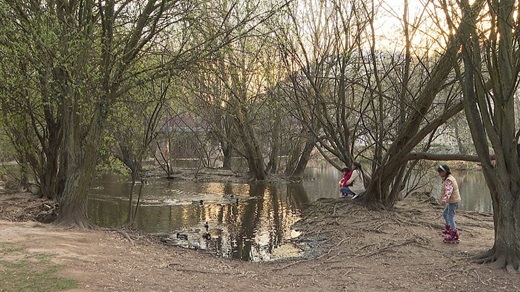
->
[88,166,492,262]
[88,177,309,262]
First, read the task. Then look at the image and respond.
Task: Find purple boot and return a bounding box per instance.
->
[443,229,460,244]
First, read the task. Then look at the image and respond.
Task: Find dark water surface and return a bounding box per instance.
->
[88,166,491,262]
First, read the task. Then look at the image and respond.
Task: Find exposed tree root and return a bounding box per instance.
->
[117,230,135,245]
[472,249,494,263]
[473,248,520,272]
[364,201,390,211]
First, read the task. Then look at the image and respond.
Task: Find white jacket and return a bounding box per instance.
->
[346,169,365,195]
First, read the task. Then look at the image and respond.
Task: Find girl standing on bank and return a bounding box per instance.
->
[437,164,461,243]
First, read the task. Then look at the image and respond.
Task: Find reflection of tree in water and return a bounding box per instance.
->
[286,183,310,207]
[212,183,240,259]
[235,183,266,261]
[138,205,202,233]
[264,183,310,256]
[88,199,126,227]
[214,182,311,261]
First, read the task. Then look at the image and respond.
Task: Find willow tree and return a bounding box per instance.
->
[177,1,290,180]
[277,0,465,199]
[358,0,474,208]
[0,1,66,199]
[443,0,520,270]
[277,0,371,172]
[109,69,171,226]
[0,0,237,227]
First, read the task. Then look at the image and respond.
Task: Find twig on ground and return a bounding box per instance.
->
[271,259,308,271]
[439,273,458,281]
[357,238,418,258]
[473,270,489,285]
[174,268,234,275]
[316,238,347,260]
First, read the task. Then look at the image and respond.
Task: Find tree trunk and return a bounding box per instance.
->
[474,187,520,270]
[39,153,60,199]
[290,140,315,179]
[360,34,462,208]
[40,135,62,200]
[126,169,138,225]
[55,102,104,227]
[221,141,232,170]
[363,161,402,209]
[285,130,317,179]
[453,120,468,154]
[285,134,304,177]
[452,0,520,270]
[234,109,266,180]
[266,112,281,174]
[57,170,90,228]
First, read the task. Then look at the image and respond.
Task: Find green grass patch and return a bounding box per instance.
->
[0,243,78,291]
[0,247,24,254]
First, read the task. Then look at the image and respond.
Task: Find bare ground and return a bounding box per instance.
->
[1,192,519,292]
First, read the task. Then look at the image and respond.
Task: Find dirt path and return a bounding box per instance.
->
[1,193,520,291]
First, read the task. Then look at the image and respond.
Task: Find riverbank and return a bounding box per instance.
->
[1,192,519,291]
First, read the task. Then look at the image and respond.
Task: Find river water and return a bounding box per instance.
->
[88,165,491,262]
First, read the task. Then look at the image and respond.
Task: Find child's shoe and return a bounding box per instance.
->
[443,229,460,244]
[440,224,451,236]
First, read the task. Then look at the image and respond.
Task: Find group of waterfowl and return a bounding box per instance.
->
[174,221,213,246]
[165,194,238,250]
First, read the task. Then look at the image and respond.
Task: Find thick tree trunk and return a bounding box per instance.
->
[266,145,279,174]
[266,113,281,174]
[290,141,315,179]
[362,161,402,209]
[55,145,99,227]
[285,131,316,179]
[40,143,61,200]
[453,0,520,270]
[474,188,520,270]
[54,101,104,227]
[39,162,59,200]
[221,142,232,170]
[246,154,267,180]
[285,135,304,177]
[359,37,461,207]
[234,111,266,180]
[56,171,90,228]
